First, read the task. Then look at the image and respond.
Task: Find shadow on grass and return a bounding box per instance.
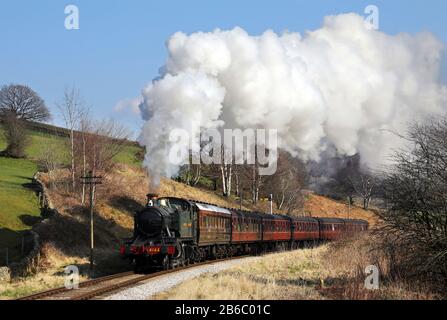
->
[108,196,143,216]
[19,214,43,227]
[35,205,135,277]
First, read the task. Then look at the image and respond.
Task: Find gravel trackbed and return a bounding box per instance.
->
[103,257,258,300]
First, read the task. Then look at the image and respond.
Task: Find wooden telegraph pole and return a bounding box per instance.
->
[81,171,102,271]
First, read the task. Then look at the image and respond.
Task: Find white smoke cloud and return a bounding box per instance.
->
[114,96,143,114]
[138,13,447,188]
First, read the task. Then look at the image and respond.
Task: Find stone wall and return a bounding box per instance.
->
[8,231,40,278]
[2,173,58,280]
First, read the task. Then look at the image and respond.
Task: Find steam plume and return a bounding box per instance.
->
[138,13,446,188]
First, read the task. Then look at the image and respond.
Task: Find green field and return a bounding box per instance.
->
[0,124,142,265]
[0,157,41,265]
[0,125,142,166]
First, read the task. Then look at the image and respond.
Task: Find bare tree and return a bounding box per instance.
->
[349,169,377,210]
[219,145,233,197]
[37,136,64,189]
[264,151,306,213]
[78,119,131,175]
[379,117,447,282]
[0,112,29,158]
[0,84,50,121]
[178,163,202,186]
[240,146,265,204]
[233,166,240,196]
[56,87,87,191]
[78,115,91,205]
[0,84,50,157]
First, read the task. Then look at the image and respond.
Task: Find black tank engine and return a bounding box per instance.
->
[121,194,197,271]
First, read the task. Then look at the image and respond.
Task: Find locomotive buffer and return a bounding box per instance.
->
[81,171,102,271]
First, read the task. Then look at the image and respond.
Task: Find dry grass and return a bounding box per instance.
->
[0,243,89,300]
[303,193,378,225]
[153,247,325,300]
[317,234,441,300]
[153,233,441,300]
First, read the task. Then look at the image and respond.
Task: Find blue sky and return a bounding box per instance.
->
[1,0,446,136]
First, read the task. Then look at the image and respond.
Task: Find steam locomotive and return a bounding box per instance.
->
[120,194,368,271]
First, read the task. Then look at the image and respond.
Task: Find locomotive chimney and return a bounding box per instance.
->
[146,193,159,207]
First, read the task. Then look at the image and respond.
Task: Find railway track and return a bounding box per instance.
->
[17,256,249,300]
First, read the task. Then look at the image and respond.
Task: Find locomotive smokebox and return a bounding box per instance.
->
[146,193,159,207]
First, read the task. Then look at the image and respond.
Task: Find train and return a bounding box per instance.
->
[120,194,369,271]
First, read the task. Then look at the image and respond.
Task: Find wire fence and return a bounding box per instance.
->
[0,235,34,267]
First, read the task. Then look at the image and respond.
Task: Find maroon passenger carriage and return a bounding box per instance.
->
[291,217,320,247]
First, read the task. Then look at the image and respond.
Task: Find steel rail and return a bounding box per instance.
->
[17,256,249,300]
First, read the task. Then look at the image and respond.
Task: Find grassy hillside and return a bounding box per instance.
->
[0,123,142,266]
[0,124,142,166]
